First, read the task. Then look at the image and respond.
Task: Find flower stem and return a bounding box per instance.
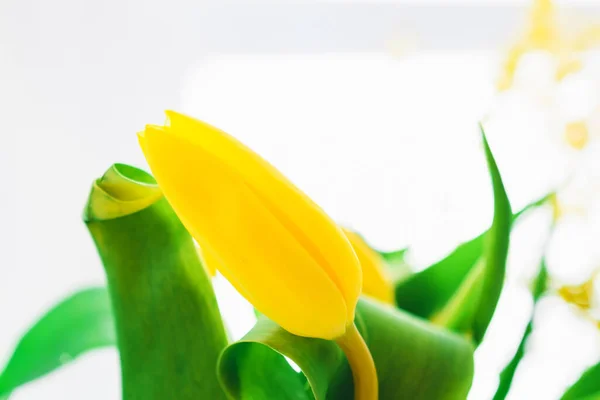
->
[335,322,378,400]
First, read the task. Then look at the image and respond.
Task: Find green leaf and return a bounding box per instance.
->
[562,361,600,400]
[219,297,474,400]
[379,248,409,269]
[471,128,513,343]
[0,288,115,396]
[493,259,548,400]
[85,164,229,400]
[393,186,550,325]
[379,248,412,284]
[430,260,485,333]
[221,341,311,400]
[395,129,522,345]
[394,231,486,320]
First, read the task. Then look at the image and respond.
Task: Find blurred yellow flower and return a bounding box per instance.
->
[498,0,599,91]
[555,57,582,82]
[498,0,557,91]
[558,273,596,310]
[343,228,395,305]
[564,121,589,151]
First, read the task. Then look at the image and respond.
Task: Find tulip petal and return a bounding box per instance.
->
[343,229,395,305]
[163,111,362,322]
[141,126,348,339]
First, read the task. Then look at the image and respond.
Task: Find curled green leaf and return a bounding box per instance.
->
[85,163,229,400]
[219,297,474,400]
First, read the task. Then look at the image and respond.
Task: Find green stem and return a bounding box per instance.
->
[335,323,378,400]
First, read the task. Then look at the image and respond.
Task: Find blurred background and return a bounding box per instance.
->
[2,0,600,398]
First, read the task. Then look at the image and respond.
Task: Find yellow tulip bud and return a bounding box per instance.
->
[138,111,362,340]
[343,228,395,305]
[139,111,379,399]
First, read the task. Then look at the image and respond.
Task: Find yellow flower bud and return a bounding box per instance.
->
[138,111,362,340]
[342,228,395,305]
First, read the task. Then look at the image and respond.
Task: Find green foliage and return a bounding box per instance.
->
[394,231,486,321]
[395,129,513,344]
[85,164,229,400]
[219,298,474,400]
[392,192,547,332]
[379,248,409,268]
[471,130,513,343]
[562,361,600,400]
[0,132,556,399]
[493,258,548,400]
[0,288,115,397]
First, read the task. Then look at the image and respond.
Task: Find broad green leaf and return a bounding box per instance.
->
[220,341,311,400]
[85,164,228,400]
[562,361,600,400]
[430,260,485,333]
[471,129,512,343]
[0,288,115,397]
[219,297,475,400]
[493,259,548,400]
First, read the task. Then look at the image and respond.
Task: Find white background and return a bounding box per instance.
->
[2,1,600,399]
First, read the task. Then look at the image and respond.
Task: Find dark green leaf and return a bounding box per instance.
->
[0,288,115,396]
[85,164,229,400]
[219,297,474,400]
